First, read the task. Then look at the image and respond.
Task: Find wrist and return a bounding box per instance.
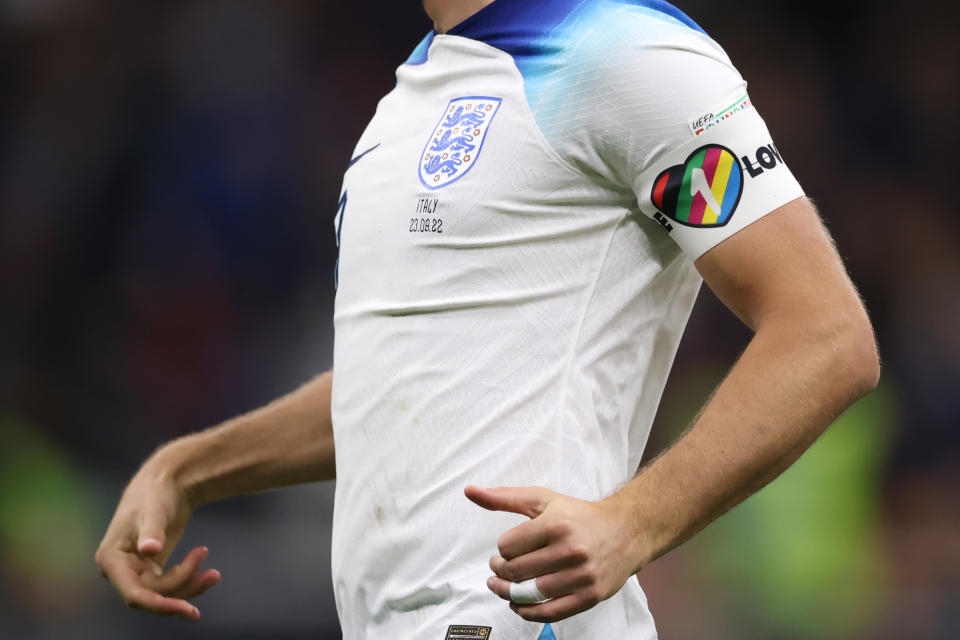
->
[149,434,207,509]
[604,483,667,573]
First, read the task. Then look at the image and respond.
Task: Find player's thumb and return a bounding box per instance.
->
[136,506,167,556]
[464,485,554,519]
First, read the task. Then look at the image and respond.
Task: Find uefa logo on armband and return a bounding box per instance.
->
[651,144,744,228]
[419,96,502,190]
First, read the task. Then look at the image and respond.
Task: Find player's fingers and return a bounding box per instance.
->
[510,592,594,624]
[110,563,201,620]
[486,575,547,602]
[170,568,222,600]
[98,546,157,583]
[487,567,591,603]
[531,567,593,599]
[95,547,112,579]
[464,486,554,519]
[143,546,209,594]
[129,588,201,621]
[486,575,514,601]
[495,517,552,560]
[136,505,169,557]
[489,545,578,583]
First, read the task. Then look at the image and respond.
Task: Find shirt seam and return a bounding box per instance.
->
[434,34,596,185]
[551,215,623,502]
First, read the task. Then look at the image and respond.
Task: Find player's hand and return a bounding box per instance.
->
[95,462,221,621]
[465,485,646,623]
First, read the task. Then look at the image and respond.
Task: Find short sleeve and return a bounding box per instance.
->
[533,10,805,260]
[630,87,805,260]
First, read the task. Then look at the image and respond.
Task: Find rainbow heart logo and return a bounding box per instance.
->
[651,145,744,228]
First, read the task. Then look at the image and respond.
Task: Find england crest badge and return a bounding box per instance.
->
[419,96,503,190]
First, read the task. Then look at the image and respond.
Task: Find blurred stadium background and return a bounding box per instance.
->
[1,1,957,638]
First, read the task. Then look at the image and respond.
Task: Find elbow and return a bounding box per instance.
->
[835,312,881,400]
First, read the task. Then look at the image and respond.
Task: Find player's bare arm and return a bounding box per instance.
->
[472,196,880,623]
[95,370,336,621]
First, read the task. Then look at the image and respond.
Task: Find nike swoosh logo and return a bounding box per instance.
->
[346,143,381,170]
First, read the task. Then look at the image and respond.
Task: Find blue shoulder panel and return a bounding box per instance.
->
[446,0,704,67]
[629,0,704,32]
[403,31,435,66]
[443,0,705,111]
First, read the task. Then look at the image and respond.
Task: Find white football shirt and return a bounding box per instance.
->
[330,1,803,639]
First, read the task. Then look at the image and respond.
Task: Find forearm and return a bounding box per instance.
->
[150,370,336,507]
[617,315,879,570]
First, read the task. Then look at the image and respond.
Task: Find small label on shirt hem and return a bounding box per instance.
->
[445,625,492,639]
